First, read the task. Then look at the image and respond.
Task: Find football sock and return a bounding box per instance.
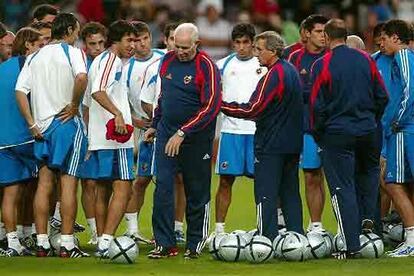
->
[215,223,225,234]
[16,225,24,240]
[405,226,414,245]
[53,202,61,221]
[124,213,138,235]
[99,234,113,250]
[37,234,50,249]
[87,218,97,237]
[61,234,75,250]
[7,231,22,253]
[0,222,6,240]
[174,221,184,232]
[23,226,33,238]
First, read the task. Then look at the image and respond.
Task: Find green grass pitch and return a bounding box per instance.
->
[1,173,414,275]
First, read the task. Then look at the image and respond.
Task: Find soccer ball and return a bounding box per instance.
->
[281,232,309,261]
[320,231,334,256]
[273,232,289,258]
[209,233,227,260]
[307,232,328,259]
[388,223,406,245]
[218,234,247,262]
[359,233,384,258]
[231,230,247,236]
[108,236,138,264]
[49,233,80,255]
[245,235,273,263]
[334,233,345,252]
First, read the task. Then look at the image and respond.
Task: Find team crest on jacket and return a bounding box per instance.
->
[256,68,262,74]
[183,75,192,84]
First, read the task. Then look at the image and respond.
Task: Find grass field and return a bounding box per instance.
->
[1,173,414,275]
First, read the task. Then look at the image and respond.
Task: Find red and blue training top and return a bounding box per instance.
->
[152,50,221,141]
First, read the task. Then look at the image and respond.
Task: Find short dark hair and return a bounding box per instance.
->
[410,22,414,42]
[0,22,6,39]
[81,22,107,42]
[51,13,78,40]
[163,22,179,38]
[383,19,411,44]
[30,21,52,31]
[231,23,256,41]
[302,14,328,32]
[373,22,385,39]
[131,21,150,36]
[33,4,58,21]
[324,18,348,40]
[12,27,42,56]
[107,20,136,46]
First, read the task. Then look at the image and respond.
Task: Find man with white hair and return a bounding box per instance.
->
[346,35,366,50]
[144,23,221,259]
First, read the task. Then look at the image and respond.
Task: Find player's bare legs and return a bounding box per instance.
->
[379,157,392,217]
[214,175,236,234]
[81,179,97,244]
[60,174,78,235]
[304,168,325,232]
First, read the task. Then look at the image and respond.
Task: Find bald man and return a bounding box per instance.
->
[346,35,366,50]
[144,23,221,259]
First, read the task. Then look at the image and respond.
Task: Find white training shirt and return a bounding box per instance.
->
[15,43,87,133]
[125,49,165,119]
[216,54,267,135]
[140,56,163,111]
[87,50,134,150]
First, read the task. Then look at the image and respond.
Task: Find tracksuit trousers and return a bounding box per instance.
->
[255,152,303,241]
[319,131,380,252]
[152,136,212,253]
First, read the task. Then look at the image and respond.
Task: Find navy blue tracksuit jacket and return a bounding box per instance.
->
[222,58,304,240]
[152,50,221,252]
[310,44,388,253]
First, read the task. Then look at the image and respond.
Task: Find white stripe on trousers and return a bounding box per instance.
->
[68,117,83,176]
[331,195,347,251]
[196,201,210,253]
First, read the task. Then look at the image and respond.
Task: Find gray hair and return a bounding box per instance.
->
[174,23,199,43]
[254,31,286,57]
[346,35,365,50]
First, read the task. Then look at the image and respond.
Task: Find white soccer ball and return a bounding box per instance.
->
[281,232,309,261]
[320,231,334,256]
[218,234,247,262]
[307,232,328,259]
[108,236,138,264]
[388,223,406,245]
[359,233,384,258]
[273,232,289,259]
[49,233,80,255]
[209,233,227,260]
[245,235,273,263]
[334,233,345,252]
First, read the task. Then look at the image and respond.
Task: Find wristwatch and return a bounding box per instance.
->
[176,129,185,138]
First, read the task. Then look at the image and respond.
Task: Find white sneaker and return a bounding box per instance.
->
[125,232,153,245]
[387,243,414,258]
[87,236,98,245]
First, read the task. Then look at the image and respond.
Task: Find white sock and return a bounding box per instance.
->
[277,208,286,226]
[98,234,113,251]
[37,234,50,249]
[405,226,414,245]
[54,202,61,220]
[311,222,323,230]
[31,223,36,235]
[124,212,138,235]
[16,225,24,240]
[23,226,32,238]
[0,222,6,240]
[215,223,225,234]
[61,234,75,250]
[87,218,97,236]
[174,221,184,232]
[7,231,22,252]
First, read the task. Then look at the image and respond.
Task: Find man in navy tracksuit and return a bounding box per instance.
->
[309,19,388,259]
[144,23,221,259]
[222,31,304,241]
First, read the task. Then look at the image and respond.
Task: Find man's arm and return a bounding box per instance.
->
[221,64,282,120]
[16,91,42,140]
